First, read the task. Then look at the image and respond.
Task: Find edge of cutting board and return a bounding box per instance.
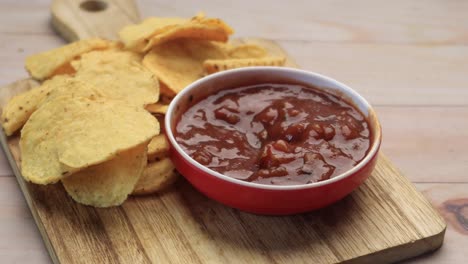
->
[0,111,60,264]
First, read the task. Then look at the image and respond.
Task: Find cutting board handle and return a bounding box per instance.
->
[51,0,141,42]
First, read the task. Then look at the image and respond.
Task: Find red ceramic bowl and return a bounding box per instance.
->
[165,67,381,215]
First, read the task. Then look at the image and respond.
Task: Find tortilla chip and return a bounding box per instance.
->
[132,158,177,195]
[227,44,267,59]
[145,103,168,115]
[25,38,110,80]
[3,49,159,136]
[143,40,228,96]
[119,17,186,51]
[1,76,69,136]
[20,95,159,184]
[50,62,76,77]
[147,134,169,162]
[144,24,231,53]
[71,49,142,70]
[72,50,159,106]
[203,56,286,74]
[119,13,233,52]
[0,76,118,136]
[62,143,147,207]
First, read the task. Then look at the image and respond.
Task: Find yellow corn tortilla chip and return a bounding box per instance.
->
[145,103,168,115]
[25,38,110,80]
[72,50,159,106]
[3,49,159,136]
[144,24,232,53]
[227,44,267,59]
[71,49,142,70]
[49,41,124,78]
[20,95,159,184]
[50,62,76,77]
[143,40,228,96]
[203,56,286,74]
[132,158,177,195]
[1,76,115,136]
[147,134,169,162]
[119,13,233,52]
[45,78,106,102]
[4,50,158,135]
[119,17,186,52]
[1,75,68,136]
[62,143,147,207]
[1,75,120,136]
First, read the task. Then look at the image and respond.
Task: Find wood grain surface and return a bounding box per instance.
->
[51,0,140,41]
[0,0,466,263]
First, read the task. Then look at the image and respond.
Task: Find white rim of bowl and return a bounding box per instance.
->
[165,67,381,191]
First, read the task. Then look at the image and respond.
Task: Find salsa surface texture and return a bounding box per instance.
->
[175,84,371,185]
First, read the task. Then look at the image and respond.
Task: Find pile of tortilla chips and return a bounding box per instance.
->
[120,12,286,97]
[0,13,286,207]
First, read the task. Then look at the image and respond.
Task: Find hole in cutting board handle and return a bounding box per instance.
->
[80,0,108,12]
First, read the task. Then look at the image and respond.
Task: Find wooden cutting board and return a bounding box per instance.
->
[0,0,446,263]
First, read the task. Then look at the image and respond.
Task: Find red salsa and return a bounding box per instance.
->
[175,84,371,185]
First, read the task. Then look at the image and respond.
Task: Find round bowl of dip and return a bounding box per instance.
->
[165,67,381,215]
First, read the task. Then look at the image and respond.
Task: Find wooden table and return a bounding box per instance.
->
[0,0,466,263]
